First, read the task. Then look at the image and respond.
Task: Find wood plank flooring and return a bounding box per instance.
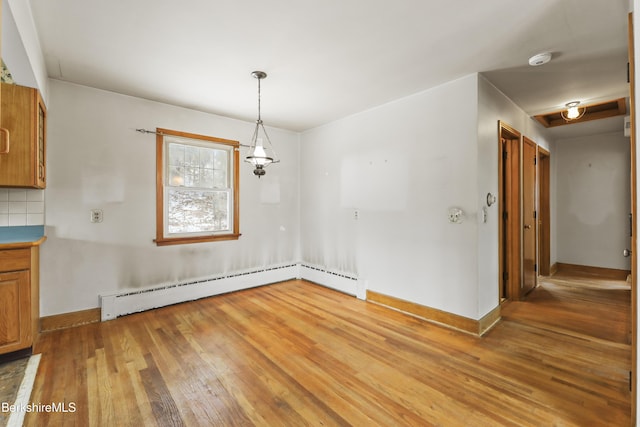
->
[25,276,631,426]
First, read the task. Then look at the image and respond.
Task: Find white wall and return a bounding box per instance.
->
[298,73,554,322]
[2,0,48,100]
[40,80,300,316]
[300,74,480,318]
[555,132,631,270]
[300,74,482,320]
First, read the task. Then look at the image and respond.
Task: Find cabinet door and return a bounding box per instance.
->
[0,83,45,188]
[0,270,31,353]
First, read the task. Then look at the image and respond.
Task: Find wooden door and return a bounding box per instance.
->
[538,148,551,276]
[522,137,537,294]
[499,122,521,301]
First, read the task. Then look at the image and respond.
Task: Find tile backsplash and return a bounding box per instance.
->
[0,188,45,226]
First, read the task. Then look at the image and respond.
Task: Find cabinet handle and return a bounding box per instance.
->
[0,128,9,154]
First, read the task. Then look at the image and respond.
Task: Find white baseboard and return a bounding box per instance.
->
[100,264,299,321]
[299,263,359,297]
[99,262,361,321]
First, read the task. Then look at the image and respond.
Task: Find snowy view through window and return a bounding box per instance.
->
[167,142,230,234]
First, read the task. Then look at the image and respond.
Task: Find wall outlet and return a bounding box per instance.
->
[90,209,103,223]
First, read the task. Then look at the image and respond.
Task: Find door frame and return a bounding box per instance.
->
[627,11,637,423]
[498,121,522,301]
[538,147,551,276]
[522,136,538,295]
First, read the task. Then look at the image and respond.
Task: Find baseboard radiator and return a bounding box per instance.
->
[299,263,361,298]
[100,262,360,321]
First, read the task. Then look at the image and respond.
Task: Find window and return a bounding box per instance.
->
[155,128,240,246]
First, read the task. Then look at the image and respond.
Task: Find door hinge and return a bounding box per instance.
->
[503,150,508,160]
[630,371,633,392]
[534,264,537,272]
[534,210,537,219]
[503,211,508,221]
[503,271,509,281]
[534,157,537,165]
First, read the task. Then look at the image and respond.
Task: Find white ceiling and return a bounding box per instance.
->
[27,0,631,137]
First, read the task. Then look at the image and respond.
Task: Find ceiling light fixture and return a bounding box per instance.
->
[560,101,586,122]
[245,70,279,178]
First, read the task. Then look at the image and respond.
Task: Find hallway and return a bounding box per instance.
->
[502,268,631,344]
[495,268,631,424]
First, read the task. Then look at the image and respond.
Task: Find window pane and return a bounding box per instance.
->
[167,189,229,234]
[169,166,184,186]
[185,166,199,187]
[213,170,227,188]
[201,168,214,188]
[167,142,228,190]
[184,145,200,167]
[214,150,228,171]
[168,143,184,167]
[200,147,214,169]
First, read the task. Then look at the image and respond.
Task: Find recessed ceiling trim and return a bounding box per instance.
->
[533,98,627,128]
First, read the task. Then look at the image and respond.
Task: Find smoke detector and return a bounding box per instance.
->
[528,52,552,66]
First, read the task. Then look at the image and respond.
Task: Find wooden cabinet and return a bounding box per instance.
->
[0,242,42,355]
[0,83,46,188]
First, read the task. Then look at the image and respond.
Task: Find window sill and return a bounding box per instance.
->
[154,233,241,246]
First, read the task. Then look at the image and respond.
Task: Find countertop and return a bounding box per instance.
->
[0,226,46,248]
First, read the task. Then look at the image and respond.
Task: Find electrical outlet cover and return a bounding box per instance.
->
[448,207,464,224]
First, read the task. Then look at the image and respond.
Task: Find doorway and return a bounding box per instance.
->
[498,121,521,302]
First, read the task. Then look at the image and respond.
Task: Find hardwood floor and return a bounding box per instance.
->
[25,277,631,426]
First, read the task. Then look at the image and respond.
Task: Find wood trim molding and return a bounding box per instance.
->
[40,308,101,332]
[154,127,241,246]
[533,98,627,128]
[0,236,46,250]
[498,121,522,301]
[628,11,637,424]
[478,305,501,336]
[554,263,631,281]
[367,290,501,336]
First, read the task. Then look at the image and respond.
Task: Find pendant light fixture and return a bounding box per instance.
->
[245,71,279,178]
[561,101,586,122]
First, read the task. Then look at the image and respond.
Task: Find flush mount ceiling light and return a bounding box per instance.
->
[245,71,279,178]
[533,98,626,128]
[528,52,552,66]
[560,101,586,122]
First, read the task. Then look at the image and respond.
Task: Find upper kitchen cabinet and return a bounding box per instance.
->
[0,83,46,188]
